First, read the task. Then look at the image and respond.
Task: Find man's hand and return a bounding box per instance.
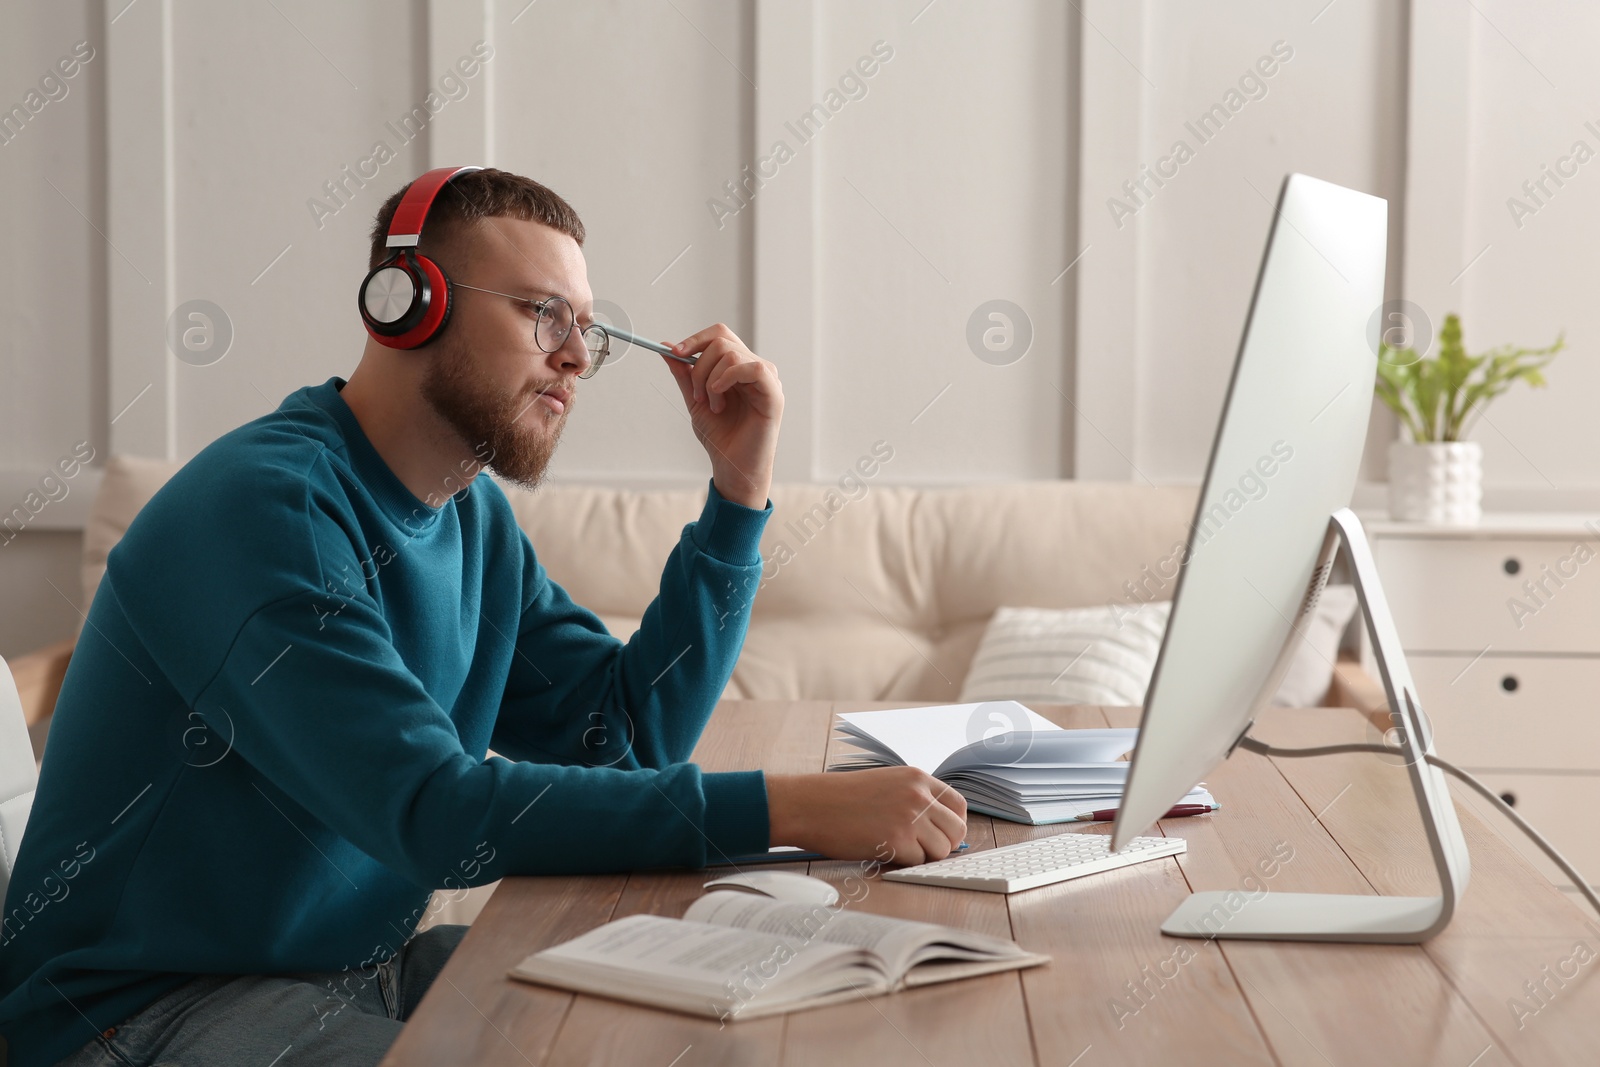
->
[766,768,968,865]
[664,324,782,510]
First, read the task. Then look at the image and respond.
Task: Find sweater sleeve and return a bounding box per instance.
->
[190,581,770,885]
[490,479,772,778]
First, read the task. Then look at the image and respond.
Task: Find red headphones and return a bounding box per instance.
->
[358,165,482,349]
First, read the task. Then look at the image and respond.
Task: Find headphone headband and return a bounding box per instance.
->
[358,165,482,349]
[384,165,483,249]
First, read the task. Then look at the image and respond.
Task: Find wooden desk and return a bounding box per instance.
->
[381,702,1600,1066]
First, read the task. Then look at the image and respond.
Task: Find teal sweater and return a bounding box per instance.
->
[0,378,772,1067]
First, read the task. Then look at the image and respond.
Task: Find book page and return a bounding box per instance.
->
[938,728,1138,775]
[834,702,1062,774]
[528,913,849,987]
[684,892,1015,978]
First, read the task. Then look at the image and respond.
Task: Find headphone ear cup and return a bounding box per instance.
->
[408,254,453,347]
[362,252,452,350]
[359,255,426,341]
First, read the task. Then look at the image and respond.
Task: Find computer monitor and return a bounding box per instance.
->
[1111,173,1470,943]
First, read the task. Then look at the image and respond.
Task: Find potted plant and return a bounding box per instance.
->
[1375,313,1563,524]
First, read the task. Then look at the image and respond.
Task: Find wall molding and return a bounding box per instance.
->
[104,0,176,461]
[1071,0,1146,481]
[752,0,819,482]
[1400,0,1473,334]
[427,0,495,168]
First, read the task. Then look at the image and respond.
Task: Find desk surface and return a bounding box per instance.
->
[381,702,1600,1066]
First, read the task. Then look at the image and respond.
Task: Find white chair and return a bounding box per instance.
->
[0,655,38,903]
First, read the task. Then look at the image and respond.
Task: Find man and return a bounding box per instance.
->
[0,167,965,1066]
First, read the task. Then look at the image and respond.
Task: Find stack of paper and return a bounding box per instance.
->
[831,701,1215,826]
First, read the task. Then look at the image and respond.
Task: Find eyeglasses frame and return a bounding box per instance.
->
[451,280,611,376]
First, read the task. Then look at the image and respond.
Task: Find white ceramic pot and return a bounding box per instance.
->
[1387,441,1482,524]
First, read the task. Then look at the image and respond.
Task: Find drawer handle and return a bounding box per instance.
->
[1501,675,1519,693]
[1504,557,1521,575]
[1500,791,1518,808]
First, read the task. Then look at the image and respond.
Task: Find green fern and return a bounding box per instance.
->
[1375,313,1563,443]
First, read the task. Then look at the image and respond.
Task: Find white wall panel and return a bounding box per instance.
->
[1076,0,1407,484]
[816,0,1075,483]
[1450,0,1600,500]
[168,0,425,455]
[0,4,104,471]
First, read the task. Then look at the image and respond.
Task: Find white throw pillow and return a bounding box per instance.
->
[959,586,1359,708]
[958,602,1171,707]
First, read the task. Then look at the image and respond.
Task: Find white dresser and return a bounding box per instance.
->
[1360,513,1600,894]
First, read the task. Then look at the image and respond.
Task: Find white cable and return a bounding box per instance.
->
[1237,736,1600,926]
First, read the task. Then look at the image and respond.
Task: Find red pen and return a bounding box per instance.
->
[1072,803,1219,823]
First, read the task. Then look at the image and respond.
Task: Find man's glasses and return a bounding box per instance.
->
[453,281,612,378]
[454,280,700,378]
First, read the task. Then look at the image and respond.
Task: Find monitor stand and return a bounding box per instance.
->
[1160,507,1470,944]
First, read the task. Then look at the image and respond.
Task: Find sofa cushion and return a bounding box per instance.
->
[1270,584,1360,707]
[504,484,707,620]
[81,456,184,630]
[910,482,1197,628]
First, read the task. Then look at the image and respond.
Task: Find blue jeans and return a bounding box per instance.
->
[53,924,468,1067]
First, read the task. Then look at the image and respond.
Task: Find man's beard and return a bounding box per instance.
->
[419,344,570,492]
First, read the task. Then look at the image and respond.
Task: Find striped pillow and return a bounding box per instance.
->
[958,603,1171,706]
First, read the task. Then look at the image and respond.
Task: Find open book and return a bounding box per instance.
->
[507,891,1049,1021]
[831,701,1214,824]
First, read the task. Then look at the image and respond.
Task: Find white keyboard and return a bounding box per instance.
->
[882,832,1186,893]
